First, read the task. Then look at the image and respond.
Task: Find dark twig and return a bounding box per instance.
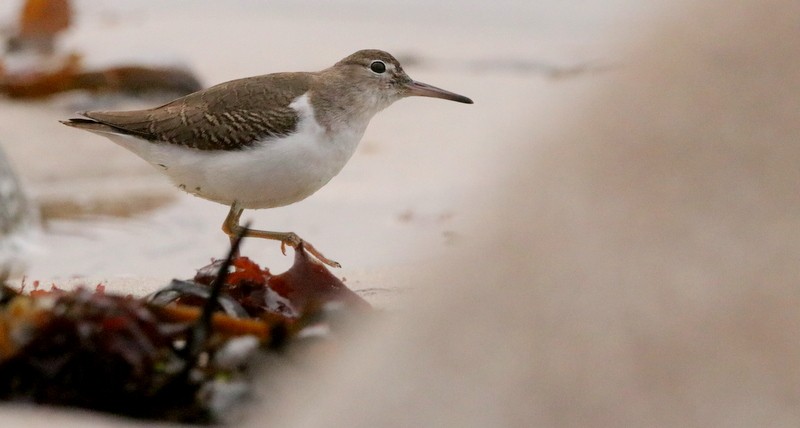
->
[149,280,249,318]
[182,222,250,360]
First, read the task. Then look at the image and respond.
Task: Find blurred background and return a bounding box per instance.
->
[0,0,641,281]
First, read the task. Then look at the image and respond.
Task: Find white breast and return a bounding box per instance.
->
[98,93,368,209]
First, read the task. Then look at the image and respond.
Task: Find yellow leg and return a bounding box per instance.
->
[221,203,341,268]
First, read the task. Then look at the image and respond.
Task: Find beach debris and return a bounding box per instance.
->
[152,246,370,319]
[0,232,370,423]
[0,54,203,99]
[1,0,202,99]
[6,0,71,54]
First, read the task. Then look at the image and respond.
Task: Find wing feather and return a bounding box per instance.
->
[73,72,314,151]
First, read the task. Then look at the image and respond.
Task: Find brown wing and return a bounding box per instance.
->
[78,72,315,151]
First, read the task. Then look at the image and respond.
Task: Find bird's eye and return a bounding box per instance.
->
[369,60,387,74]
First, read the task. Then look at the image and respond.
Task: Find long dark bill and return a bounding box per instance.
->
[405,80,473,104]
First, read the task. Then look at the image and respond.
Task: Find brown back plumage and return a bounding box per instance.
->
[71,72,315,151]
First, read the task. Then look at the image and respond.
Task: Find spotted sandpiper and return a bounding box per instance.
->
[61,49,473,267]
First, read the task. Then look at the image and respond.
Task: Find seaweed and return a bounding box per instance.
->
[1,0,202,99]
[0,229,371,423]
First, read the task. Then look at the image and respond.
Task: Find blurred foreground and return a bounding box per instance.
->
[245,1,800,427]
[2,0,800,426]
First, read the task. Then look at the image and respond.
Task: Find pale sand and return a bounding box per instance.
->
[1,0,618,284]
[0,0,640,425]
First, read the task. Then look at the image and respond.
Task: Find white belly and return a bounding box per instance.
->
[98,94,367,209]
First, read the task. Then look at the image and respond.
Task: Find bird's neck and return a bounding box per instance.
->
[309,70,394,134]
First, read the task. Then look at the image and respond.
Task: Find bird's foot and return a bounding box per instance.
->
[280,232,341,268]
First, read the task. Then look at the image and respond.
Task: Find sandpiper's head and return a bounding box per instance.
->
[334,49,473,106]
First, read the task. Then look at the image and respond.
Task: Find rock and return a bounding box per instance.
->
[0,144,38,277]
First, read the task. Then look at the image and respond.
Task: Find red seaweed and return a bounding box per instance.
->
[0,238,371,423]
